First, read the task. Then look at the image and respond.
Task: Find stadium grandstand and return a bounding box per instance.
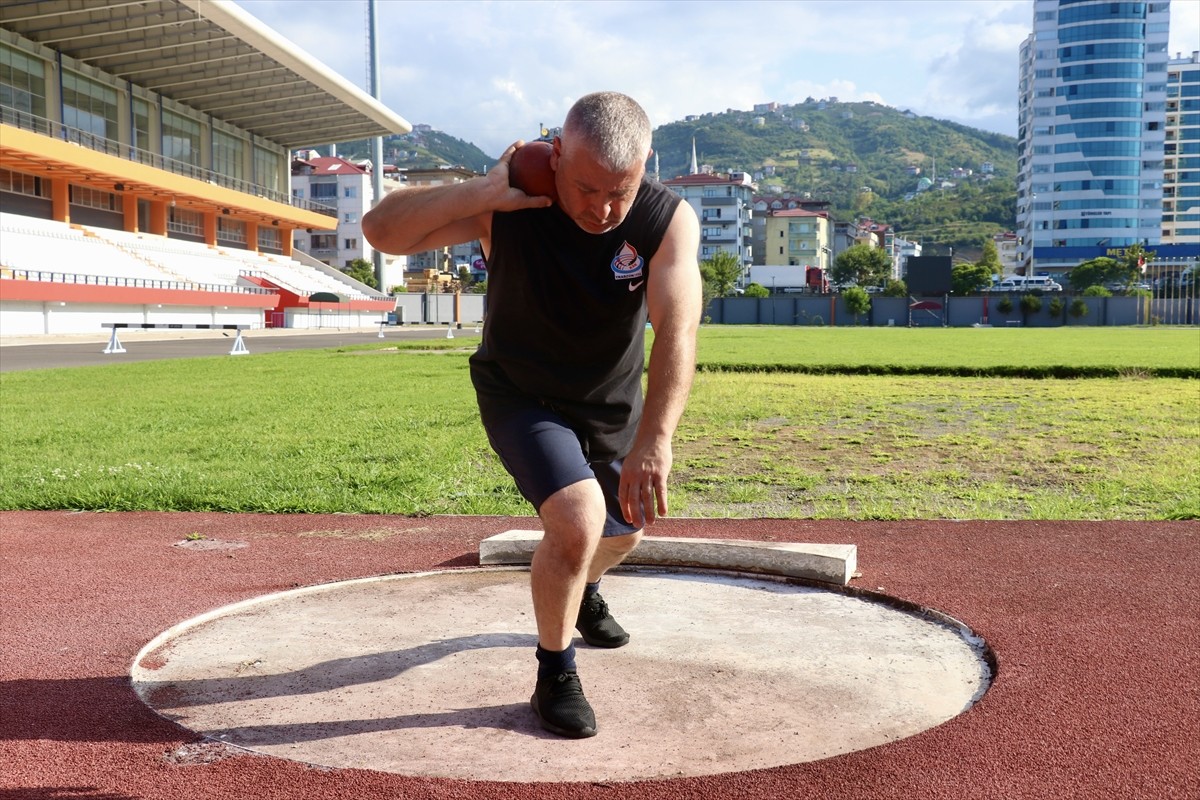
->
[0,0,409,336]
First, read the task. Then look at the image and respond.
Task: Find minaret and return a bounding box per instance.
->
[690,137,699,175]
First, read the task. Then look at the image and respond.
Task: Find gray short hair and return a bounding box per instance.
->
[563,91,652,172]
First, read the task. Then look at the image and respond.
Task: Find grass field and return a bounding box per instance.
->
[0,327,1196,519]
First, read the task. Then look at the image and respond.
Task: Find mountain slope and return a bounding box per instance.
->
[650,100,1018,255]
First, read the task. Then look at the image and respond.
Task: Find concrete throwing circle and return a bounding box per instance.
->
[132,567,991,782]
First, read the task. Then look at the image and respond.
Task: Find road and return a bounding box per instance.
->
[0,326,471,372]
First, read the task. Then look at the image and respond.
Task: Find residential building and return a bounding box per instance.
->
[751,194,832,261]
[400,165,483,288]
[993,231,1023,275]
[1015,0,1172,278]
[662,171,755,272]
[759,209,832,269]
[1163,50,1200,244]
[290,155,374,269]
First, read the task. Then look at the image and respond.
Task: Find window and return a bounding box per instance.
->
[217,217,246,244]
[343,186,357,198]
[70,185,116,211]
[253,145,281,193]
[213,130,245,182]
[162,110,201,168]
[167,206,203,236]
[343,238,358,250]
[258,227,282,251]
[0,44,47,120]
[62,70,117,139]
[0,167,43,197]
[343,212,358,223]
[132,98,151,155]
[311,182,337,199]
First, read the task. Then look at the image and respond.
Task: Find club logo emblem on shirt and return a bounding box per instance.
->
[610,241,644,281]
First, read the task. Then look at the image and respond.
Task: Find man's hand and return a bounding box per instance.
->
[619,437,673,528]
[489,141,555,212]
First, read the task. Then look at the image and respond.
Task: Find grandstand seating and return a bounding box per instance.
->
[0,212,374,299]
[0,212,168,284]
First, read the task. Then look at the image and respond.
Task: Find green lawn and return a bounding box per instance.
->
[693,326,1200,375]
[1,328,1196,520]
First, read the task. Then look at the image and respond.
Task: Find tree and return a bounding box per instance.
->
[699,251,744,299]
[832,243,891,287]
[1068,258,1122,292]
[976,238,1002,277]
[743,282,770,298]
[882,278,908,297]
[842,285,871,324]
[951,262,993,295]
[1019,292,1042,325]
[345,258,378,289]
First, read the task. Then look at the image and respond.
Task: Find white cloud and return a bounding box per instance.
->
[235,0,1200,157]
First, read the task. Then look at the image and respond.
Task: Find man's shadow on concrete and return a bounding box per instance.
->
[133,632,550,740]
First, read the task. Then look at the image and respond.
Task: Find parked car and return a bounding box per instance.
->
[997,276,1063,292]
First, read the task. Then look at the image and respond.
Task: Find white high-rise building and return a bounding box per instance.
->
[1016,0,1172,278]
[1163,50,1200,244]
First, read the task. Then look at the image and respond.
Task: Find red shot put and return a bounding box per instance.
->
[508,140,559,203]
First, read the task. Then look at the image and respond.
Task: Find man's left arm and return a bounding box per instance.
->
[619,201,702,528]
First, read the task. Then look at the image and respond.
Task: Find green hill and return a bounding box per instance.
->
[651,100,1017,257]
[334,128,492,174]
[330,100,1018,259]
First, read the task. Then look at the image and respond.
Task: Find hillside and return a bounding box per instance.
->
[327,100,1018,259]
[334,129,492,174]
[651,100,1018,257]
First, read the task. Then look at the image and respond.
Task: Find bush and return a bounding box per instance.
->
[1069,298,1089,319]
[997,296,1014,313]
[883,278,908,297]
[842,286,872,324]
[1019,294,1043,315]
[1083,285,1112,297]
[1048,297,1065,317]
[743,282,770,298]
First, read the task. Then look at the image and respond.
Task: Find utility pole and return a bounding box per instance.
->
[368,0,385,293]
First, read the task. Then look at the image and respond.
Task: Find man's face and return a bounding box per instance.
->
[550,136,646,235]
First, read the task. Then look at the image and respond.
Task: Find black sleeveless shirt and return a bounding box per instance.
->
[469,178,681,460]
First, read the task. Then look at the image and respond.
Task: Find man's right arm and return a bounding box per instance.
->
[362,141,551,255]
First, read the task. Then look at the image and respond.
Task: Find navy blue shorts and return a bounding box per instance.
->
[478,398,639,538]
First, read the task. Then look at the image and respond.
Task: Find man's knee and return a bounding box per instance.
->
[600,529,642,556]
[537,479,606,569]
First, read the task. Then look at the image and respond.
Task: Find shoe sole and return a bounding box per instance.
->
[575,628,630,648]
[530,694,598,739]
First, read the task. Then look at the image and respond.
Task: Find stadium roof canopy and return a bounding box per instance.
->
[0,0,411,148]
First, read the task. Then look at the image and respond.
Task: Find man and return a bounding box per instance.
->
[363,91,701,738]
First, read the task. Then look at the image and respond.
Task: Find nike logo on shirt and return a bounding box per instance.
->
[628,280,645,292]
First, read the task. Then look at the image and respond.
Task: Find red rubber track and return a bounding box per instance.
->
[1,512,1196,799]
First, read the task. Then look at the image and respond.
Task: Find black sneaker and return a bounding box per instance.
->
[531,671,597,738]
[576,591,630,648]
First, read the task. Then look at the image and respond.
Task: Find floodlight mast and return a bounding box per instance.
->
[369,0,385,294]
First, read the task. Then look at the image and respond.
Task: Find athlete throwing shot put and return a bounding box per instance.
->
[363,91,701,738]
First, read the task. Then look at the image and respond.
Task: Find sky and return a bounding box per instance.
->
[236,0,1200,159]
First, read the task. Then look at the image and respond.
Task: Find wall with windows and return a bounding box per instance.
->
[1163,51,1200,243]
[1015,0,1172,274]
[0,33,288,202]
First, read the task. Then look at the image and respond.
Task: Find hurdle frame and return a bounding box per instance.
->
[102,323,251,356]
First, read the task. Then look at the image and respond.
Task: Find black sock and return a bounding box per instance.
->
[583,580,601,598]
[536,643,577,678]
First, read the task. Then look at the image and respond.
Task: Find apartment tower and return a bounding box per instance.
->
[1016,0,1172,277]
[1163,50,1200,244]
